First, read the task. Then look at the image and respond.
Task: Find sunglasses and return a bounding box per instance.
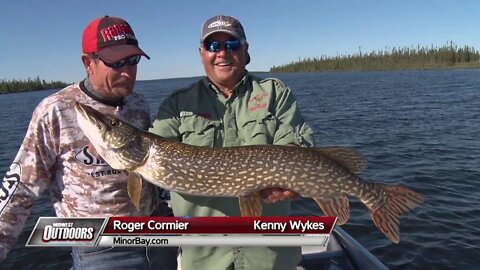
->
[204,40,243,53]
[96,54,141,68]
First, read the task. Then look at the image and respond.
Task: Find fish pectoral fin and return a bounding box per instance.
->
[313,196,350,225]
[238,193,263,217]
[315,147,367,174]
[127,171,143,210]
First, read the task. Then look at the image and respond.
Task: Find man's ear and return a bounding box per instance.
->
[82,54,94,75]
[81,54,91,68]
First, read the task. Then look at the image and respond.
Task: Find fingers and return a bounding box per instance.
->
[87,143,100,158]
[260,188,299,203]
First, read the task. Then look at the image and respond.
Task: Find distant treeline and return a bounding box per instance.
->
[0,76,69,94]
[270,42,480,72]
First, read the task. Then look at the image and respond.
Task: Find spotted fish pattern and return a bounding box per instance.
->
[76,103,424,244]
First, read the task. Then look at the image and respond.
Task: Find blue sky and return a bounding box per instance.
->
[1,0,479,82]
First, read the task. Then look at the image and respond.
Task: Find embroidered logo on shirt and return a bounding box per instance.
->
[248,93,268,112]
[180,111,194,117]
[249,93,268,103]
[249,103,267,112]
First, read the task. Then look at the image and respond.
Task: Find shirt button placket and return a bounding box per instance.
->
[232,248,245,270]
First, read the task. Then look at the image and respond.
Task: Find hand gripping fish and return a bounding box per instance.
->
[74,102,423,243]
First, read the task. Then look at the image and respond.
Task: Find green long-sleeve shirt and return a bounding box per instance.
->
[150,73,314,270]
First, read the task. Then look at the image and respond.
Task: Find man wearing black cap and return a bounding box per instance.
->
[0,16,177,269]
[150,15,314,270]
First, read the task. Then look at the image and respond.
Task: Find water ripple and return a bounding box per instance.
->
[1,70,479,269]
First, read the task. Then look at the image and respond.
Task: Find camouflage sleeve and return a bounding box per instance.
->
[270,79,315,147]
[0,105,56,261]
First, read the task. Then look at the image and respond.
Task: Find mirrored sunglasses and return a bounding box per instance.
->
[97,54,141,68]
[204,40,243,53]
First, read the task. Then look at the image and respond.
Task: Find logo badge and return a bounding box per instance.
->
[1,162,21,213]
[75,146,108,166]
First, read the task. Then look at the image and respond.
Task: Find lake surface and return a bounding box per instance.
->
[1,70,479,270]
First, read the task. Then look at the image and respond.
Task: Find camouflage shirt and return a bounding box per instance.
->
[0,81,158,260]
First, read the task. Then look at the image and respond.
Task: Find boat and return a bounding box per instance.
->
[298,227,388,270]
[175,226,388,270]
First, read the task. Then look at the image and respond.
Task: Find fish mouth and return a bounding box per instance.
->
[74,102,137,150]
[74,102,109,132]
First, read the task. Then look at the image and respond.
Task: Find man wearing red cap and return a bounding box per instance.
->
[150,15,314,270]
[0,16,177,269]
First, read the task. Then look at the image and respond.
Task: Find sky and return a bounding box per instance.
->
[1,0,479,83]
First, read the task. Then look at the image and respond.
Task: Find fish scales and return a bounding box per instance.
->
[139,140,350,197]
[74,102,424,243]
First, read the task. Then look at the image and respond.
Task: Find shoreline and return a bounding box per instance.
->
[3,66,480,95]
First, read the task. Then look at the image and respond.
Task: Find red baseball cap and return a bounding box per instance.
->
[82,16,150,63]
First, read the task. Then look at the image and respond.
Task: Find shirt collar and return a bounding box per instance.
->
[79,78,124,107]
[203,71,250,97]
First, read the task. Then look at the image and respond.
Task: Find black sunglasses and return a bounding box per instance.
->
[204,39,243,53]
[96,54,141,69]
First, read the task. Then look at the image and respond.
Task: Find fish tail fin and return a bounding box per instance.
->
[368,184,423,243]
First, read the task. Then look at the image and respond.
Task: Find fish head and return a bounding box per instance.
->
[74,102,148,170]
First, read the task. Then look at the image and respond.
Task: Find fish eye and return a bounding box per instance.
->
[110,120,118,126]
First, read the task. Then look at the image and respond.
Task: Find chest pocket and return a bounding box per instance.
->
[239,111,278,145]
[179,115,219,147]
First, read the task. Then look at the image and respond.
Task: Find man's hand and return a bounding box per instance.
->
[259,188,299,203]
[87,143,100,158]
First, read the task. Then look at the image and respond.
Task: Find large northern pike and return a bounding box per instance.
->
[74,102,423,243]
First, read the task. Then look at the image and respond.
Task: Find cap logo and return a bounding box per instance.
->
[100,24,136,42]
[208,20,232,28]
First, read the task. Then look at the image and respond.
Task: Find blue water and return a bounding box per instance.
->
[1,70,479,270]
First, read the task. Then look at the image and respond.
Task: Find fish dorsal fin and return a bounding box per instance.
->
[313,196,350,225]
[315,147,367,174]
[238,192,263,217]
[127,171,143,210]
